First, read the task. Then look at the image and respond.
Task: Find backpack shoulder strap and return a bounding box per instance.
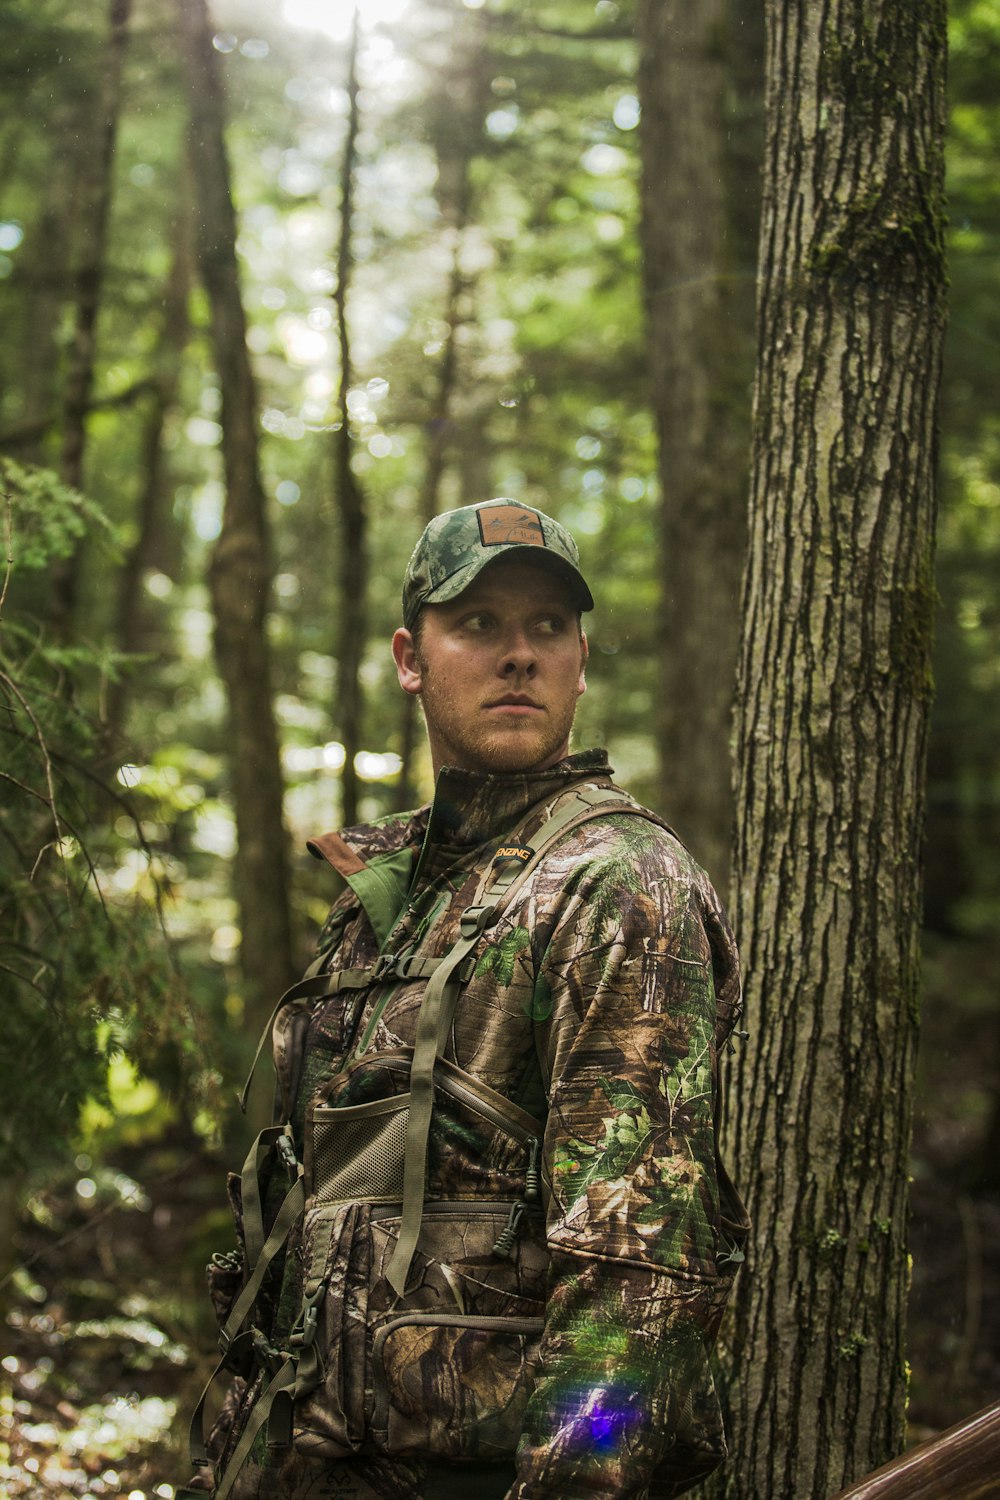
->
[385,782,650,1297]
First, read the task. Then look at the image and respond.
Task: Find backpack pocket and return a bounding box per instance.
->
[293,1052,548,1463]
[371,1311,544,1459]
[294,1197,546,1462]
[293,1198,371,1459]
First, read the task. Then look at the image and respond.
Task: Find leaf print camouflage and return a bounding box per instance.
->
[475,926,531,985]
[198,751,747,1500]
[553,1068,717,1272]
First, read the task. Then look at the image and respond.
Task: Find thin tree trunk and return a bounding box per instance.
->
[49,0,132,638]
[636,0,761,891]
[106,208,192,745]
[395,30,486,812]
[12,98,85,468]
[333,7,367,830]
[720,5,948,1498]
[176,0,295,1058]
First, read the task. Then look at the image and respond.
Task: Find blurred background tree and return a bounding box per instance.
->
[0,0,997,1492]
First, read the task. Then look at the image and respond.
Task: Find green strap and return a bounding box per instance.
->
[384,785,633,1297]
[204,1279,328,1496]
[222,1170,305,1354]
[239,967,374,1115]
[385,911,493,1296]
[189,1131,306,1470]
[212,1357,299,1500]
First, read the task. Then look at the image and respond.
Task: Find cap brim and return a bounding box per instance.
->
[422,545,594,614]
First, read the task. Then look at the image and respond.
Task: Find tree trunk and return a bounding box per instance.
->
[107,208,192,745]
[13,97,86,469]
[176,0,295,1057]
[49,0,132,638]
[395,22,487,812]
[719,6,948,1498]
[332,8,367,830]
[636,0,761,891]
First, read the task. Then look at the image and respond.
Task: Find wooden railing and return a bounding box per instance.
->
[828,1401,1000,1499]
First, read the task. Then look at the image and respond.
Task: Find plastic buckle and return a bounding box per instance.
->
[290,1284,324,1351]
[460,903,497,939]
[252,1329,285,1376]
[275,1133,298,1178]
[372,953,397,981]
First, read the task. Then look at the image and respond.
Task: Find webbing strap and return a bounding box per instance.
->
[202,1280,328,1496]
[188,1128,306,1471]
[384,784,634,1297]
[239,967,373,1114]
[222,1170,305,1354]
[240,1123,302,1269]
[385,910,493,1297]
[212,1357,298,1500]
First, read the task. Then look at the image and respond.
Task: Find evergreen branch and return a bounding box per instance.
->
[0,669,65,877]
[0,957,54,1001]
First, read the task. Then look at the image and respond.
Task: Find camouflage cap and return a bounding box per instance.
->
[401,498,594,630]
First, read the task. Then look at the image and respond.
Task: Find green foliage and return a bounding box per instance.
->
[0,458,119,570]
[926,0,1000,935]
[0,0,993,1159]
[0,467,211,1177]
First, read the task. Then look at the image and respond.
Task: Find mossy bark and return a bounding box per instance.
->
[636,0,762,892]
[718,2,948,1497]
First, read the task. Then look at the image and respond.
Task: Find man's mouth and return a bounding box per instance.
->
[485,694,543,711]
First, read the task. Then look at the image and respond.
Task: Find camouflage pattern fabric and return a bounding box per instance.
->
[205,749,748,1500]
[400,497,593,629]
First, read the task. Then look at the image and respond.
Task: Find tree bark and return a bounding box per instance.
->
[332,7,367,830]
[106,209,192,746]
[719,5,948,1498]
[176,0,295,1055]
[636,0,761,891]
[49,0,132,638]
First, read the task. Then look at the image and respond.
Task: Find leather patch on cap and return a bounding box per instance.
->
[478,505,546,548]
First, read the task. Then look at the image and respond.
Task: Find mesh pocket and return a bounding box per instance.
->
[310,1095,410,1204]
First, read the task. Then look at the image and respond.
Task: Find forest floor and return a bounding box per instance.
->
[2,933,999,1498]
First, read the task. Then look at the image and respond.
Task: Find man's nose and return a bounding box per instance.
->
[500,629,537,677]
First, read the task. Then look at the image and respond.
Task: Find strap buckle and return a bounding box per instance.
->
[371,952,398,981]
[251,1329,286,1377]
[289,1283,326,1351]
[275,1131,299,1181]
[460,903,497,939]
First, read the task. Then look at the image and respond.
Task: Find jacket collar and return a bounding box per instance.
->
[307,747,614,877]
[306,747,614,949]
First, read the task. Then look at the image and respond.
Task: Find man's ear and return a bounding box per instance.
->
[392,628,422,696]
[577,629,589,697]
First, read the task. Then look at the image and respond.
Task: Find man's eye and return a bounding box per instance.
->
[463,612,494,632]
[537,615,566,634]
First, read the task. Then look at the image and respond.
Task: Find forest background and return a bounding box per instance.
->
[0,0,998,1496]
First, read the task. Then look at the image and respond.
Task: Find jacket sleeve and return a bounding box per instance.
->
[507,821,741,1499]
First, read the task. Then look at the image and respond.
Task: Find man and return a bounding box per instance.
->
[193,498,747,1500]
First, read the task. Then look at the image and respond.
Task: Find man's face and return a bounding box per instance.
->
[392,556,588,777]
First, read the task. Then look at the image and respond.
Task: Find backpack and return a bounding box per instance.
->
[189,784,748,1499]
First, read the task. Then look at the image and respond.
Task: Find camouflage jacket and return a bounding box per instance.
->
[207,749,747,1500]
